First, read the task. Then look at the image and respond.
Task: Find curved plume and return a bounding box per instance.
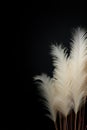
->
[34,74,58,122]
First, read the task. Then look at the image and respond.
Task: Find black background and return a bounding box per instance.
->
[22,1,87,129]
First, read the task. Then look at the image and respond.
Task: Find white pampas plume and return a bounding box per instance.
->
[34,27,87,130]
[69,28,87,130]
[34,74,64,130]
[34,74,58,122]
[70,27,87,114]
[51,44,73,117]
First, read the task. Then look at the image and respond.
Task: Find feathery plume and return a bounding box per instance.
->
[34,27,87,130]
[70,28,87,114]
[34,74,58,122]
[51,44,73,117]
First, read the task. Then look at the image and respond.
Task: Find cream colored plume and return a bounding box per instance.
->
[70,28,87,114]
[34,74,58,121]
[34,27,87,122]
[51,44,73,117]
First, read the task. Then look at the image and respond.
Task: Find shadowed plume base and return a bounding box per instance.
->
[54,104,87,130]
[34,27,87,130]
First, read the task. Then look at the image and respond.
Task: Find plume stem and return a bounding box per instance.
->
[78,109,81,130]
[82,98,86,130]
[63,117,65,130]
[59,113,62,130]
[74,114,77,130]
[70,111,72,130]
[81,106,85,130]
[63,117,67,130]
[55,121,58,130]
[66,117,68,130]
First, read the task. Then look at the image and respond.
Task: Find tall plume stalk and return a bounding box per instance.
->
[34,27,87,130]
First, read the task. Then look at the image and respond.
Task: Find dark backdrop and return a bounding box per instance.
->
[22,1,87,129]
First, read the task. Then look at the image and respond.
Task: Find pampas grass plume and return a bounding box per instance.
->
[34,27,87,130]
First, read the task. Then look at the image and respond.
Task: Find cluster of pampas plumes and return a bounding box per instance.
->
[34,27,87,130]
